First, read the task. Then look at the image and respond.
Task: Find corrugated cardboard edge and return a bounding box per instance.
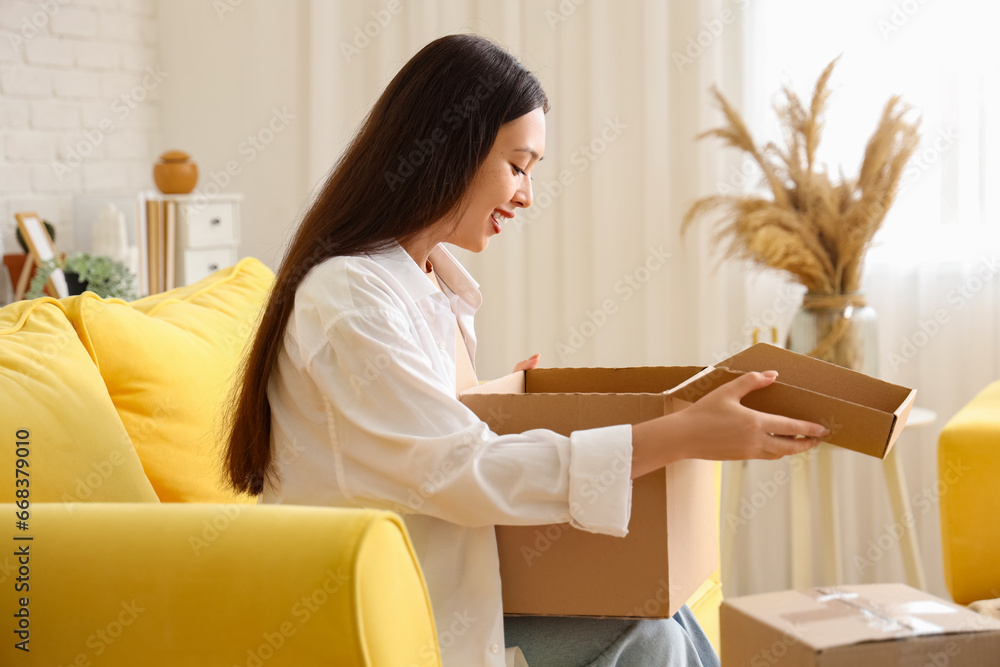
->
[884,389,917,457]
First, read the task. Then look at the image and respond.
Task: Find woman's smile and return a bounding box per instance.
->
[491,208,514,234]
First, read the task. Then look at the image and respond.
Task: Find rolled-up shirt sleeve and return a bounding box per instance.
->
[302,302,633,537]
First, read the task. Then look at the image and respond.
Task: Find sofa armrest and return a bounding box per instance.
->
[0,503,440,667]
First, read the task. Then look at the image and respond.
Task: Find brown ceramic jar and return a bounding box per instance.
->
[153,150,199,194]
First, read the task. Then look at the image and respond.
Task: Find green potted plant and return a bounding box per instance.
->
[26,253,138,301]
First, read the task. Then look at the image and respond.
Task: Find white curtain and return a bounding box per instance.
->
[305,0,747,381]
[724,0,1000,600]
[303,0,1000,602]
[157,0,1000,606]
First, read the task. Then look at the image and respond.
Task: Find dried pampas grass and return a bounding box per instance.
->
[683,57,921,296]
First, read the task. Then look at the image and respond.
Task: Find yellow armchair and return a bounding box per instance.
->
[938,379,1000,605]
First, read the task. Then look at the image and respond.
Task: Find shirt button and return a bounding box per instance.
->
[438,340,446,350]
[490,644,500,654]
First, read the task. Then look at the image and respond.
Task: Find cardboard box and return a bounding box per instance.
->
[668,343,917,459]
[460,365,718,619]
[721,584,1000,666]
[458,345,916,618]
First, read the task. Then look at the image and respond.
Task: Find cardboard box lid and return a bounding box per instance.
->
[667,343,917,458]
[722,584,1000,652]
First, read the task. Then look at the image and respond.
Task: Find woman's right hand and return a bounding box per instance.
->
[630,370,828,478]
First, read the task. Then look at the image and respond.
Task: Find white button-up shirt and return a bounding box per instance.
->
[262,240,633,667]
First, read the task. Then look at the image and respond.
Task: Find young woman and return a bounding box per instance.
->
[225,34,827,667]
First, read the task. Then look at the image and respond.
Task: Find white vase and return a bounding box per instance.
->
[91,204,129,263]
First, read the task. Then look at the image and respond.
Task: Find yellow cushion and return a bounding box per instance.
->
[938,379,1000,604]
[0,298,158,503]
[129,257,267,313]
[64,258,274,503]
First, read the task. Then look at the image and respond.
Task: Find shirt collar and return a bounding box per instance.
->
[370,239,483,311]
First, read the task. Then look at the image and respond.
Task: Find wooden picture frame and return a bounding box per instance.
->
[14,212,67,299]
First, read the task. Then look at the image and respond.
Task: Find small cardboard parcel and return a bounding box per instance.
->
[458,343,916,618]
[721,583,1000,666]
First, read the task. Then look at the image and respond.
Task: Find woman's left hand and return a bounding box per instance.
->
[512,353,541,373]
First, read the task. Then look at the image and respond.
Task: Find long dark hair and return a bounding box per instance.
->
[224,34,549,495]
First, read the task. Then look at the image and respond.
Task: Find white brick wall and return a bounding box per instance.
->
[0,0,161,257]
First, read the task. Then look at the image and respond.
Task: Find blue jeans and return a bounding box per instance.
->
[504,605,720,667]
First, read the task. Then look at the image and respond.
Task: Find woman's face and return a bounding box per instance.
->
[443,107,546,252]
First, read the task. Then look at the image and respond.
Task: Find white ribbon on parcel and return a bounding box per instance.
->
[781,586,953,638]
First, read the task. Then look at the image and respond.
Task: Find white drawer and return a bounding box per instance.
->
[181,202,237,248]
[181,247,237,285]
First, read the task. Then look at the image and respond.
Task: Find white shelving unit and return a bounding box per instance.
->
[137,192,242,295]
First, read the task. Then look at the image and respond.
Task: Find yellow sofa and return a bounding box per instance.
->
[0,258,439,666]
[0,257,722,664]
[938,379,1000,606]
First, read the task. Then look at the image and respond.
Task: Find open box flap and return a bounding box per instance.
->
[719,343,914,412]
[666,345,916,458]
